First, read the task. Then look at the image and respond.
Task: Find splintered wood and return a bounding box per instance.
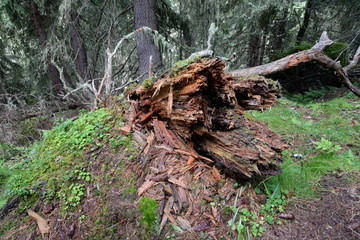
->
[127,58,288,233]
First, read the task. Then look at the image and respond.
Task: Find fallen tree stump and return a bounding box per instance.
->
[128,58,287,179]
[123,58,288,233]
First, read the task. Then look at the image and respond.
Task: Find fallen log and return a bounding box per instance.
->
[230,32,360,97]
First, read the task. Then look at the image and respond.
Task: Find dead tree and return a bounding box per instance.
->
[231,32,360,97]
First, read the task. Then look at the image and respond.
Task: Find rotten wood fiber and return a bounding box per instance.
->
[128,58,287,180]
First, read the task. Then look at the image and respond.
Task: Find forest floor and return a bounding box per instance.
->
[257,89,360,240]
[0,88,359,240]
[263,172,360,240]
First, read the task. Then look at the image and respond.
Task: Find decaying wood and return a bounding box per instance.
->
[128,58,286,179]
[0,195,19,220]
[127,58,288,232]
[230,31,360,97]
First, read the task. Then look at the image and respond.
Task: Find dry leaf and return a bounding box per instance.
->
[277,213,295,220]
[159,214,168,234]
[204,212,218,226]
[177,187,188,205]
[164,211,177,226]
[118,124,132,134]
[211,206,218,219]
[202,195,213,202]
[27,210,50,238]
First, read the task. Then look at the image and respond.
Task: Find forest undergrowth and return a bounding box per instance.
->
[0,89,359,239]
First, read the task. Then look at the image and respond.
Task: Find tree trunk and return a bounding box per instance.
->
[29,2,63,96]
[297,0,314,42]
[247,6,276,67]
[271,8,288,60]
[247,33,262,67]
[69,11,91,82]
[134,0,162,83]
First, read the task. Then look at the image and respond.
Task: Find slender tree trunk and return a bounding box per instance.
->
[271,8,288,60]
[248,6,276,67]
[29,2,63,95]
[297,0,314,42]
[69,11,91,82]
[259,28,269,64]
[247,33,262,67]
[134,0,162,83]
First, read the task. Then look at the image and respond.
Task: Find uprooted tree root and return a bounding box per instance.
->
[123,58,289,234]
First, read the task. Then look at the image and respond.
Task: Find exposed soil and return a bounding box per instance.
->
[263,172,360,240]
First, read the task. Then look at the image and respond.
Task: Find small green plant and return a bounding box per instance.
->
[313,138,341,153]
[168,56,201,77]
[246,96,359,197]
[57,167,91,210]
[229,183,290,239]
[0,108,115,210]
[123,185,137,197]
[109,135,134,151]
[79,214,86,223]
[138,197,159,234]
[142,76,156,88]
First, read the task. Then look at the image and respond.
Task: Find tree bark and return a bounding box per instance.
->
[270,8,288,60]
[247,6,276,67]
[247,33,262,67]
[69,11,91,82]
[297,0,314,42]
[29,2,63,96]
[134,0,162,83]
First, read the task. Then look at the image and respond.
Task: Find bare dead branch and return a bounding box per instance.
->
[311,31,334,50]
[344,45,360,73]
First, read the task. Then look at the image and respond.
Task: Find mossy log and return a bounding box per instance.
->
[230,32,360,97]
